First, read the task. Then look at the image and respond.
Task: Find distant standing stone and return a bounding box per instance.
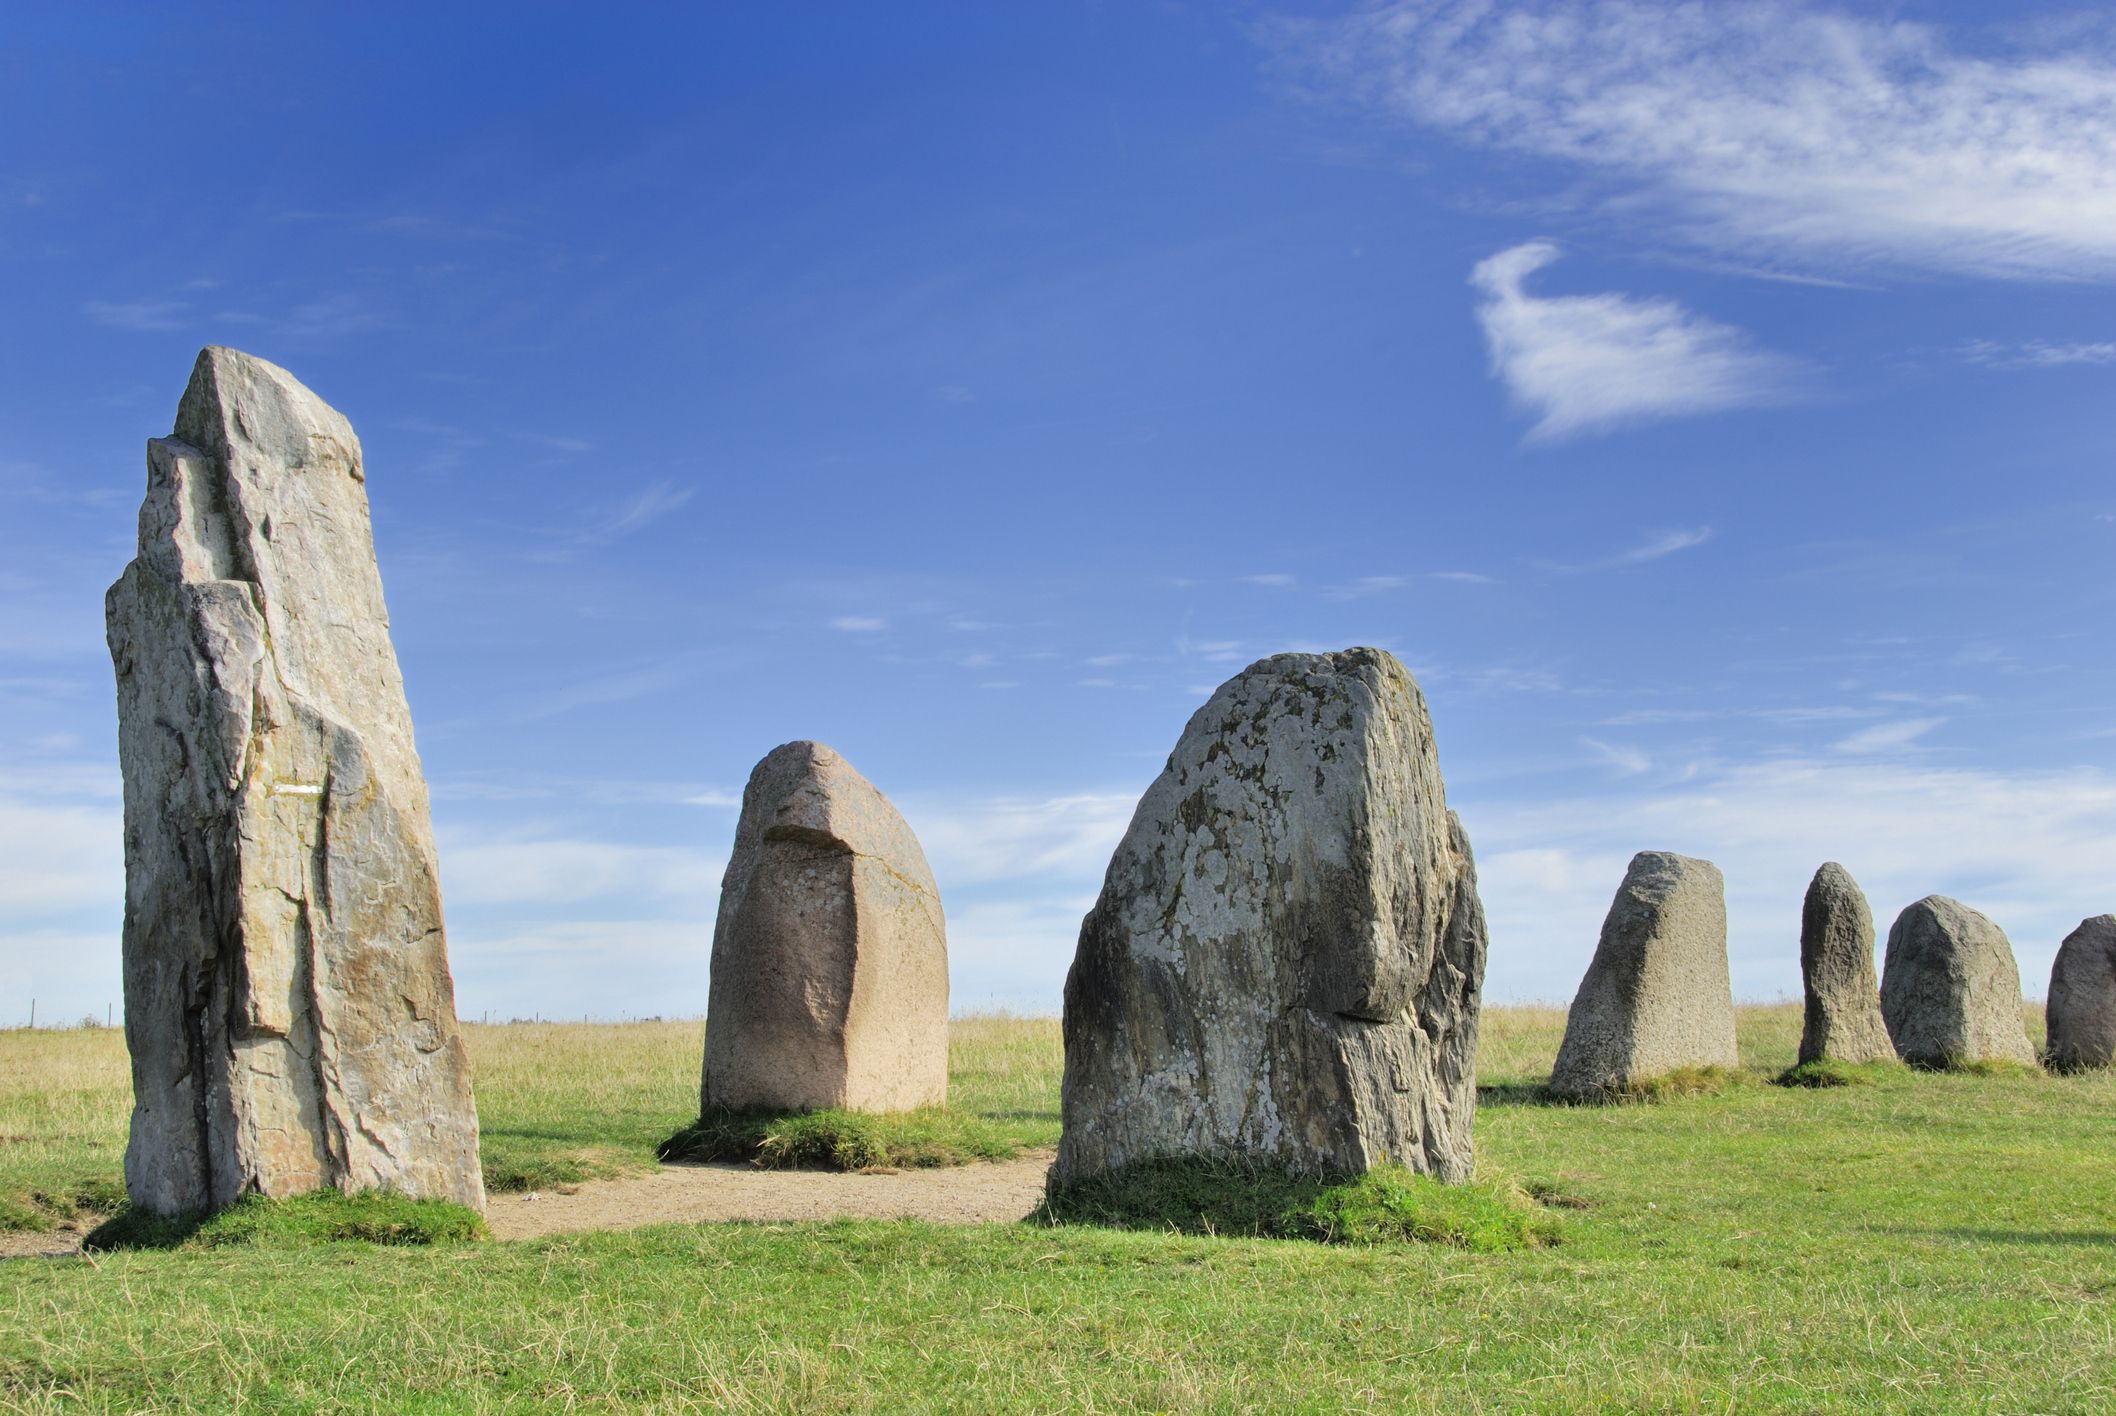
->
[1797,863,1896,1065]
[105,347,483,1217]
[2045,915,2116,1072]
[1548,852,1738,1097]
[1879,897,2037,1068]
[702,742,949,1113]
[1054,648,1487,1186]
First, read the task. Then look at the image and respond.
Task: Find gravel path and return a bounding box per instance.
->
[486,1149,1055,1239]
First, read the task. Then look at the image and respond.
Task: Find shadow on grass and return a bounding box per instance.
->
[659,1106,1024,1170]
[84,1190,486,1252]
[1036,1156,1559,1251]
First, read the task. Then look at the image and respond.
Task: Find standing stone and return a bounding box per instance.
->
[1797,863,1895,1065]
[1879,896,2037,1068]
[1548,852,1737,1097]
[105,347,483,1216]
[2044,915,2116,1072]
[702,742,949,1113]
[1053,648,1487,1186]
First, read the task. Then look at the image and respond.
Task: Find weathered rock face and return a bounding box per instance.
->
[701,741,949,1113]
[2043,915,2116,1072]
[106,347,483,1216]
[1797,863,1895,1065]
[1054,648,1487,1186]
[1548,852,1737,1097]
[1879,896,2037,1068]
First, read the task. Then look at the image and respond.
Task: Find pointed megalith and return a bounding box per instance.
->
[1054,648,1487,1186]
[1549,852,1738,1097]
[105,347,483,1216]
[1797,863,1895,1065]
[701,742,949,1113]
[2044,915,2116,1072]
[1879,896,2037,1068]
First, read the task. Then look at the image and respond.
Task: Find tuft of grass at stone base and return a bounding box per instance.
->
[1037,1157,1557,1251]
[659,1106,1027,1170]
[1775,1057,1902,1088]
[1550,1063,1751,1105]
[84,1190,486,1251]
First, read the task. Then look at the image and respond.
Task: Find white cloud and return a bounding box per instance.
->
[1295,1,2116,280]
[438,835,723,907]
[830,615,888,632]
[1472,242,1801,440]
[900,791,1139,887]
[0,796,121,918]
[1834,717,1945,755]
[1241,573,1297,587]
[1468,756,2116,1002]
[1429,570,1496,585]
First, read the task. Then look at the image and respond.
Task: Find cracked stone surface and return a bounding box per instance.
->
[1548,852,1737,1097]
[105,347,483,1216]
[1797,862,1896,1065]
[1880,896,2037,1068]
[2044,915,2116,1071]
[1053,648,1487,1185]
[701,741,949,1113]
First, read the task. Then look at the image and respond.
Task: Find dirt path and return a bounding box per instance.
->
[1,1228,84,1259]
[486,1148,1055,1240]
[0,1151,1056,1259]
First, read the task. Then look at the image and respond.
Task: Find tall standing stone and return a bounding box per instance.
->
[1054,648,1487,1186]
[1548,852,1737,1097]
[1797,863,1895,1065]
[1879,896,2037,1068]
[702,741,949,1113]
[2044,915,2116,1072]
[105,347,483,1216]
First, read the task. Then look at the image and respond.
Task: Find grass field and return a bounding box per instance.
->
[4,1004,2113,1411]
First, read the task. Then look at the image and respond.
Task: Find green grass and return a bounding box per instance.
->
[1039,1156,1557,1250]
[83,1189,486,1252]
[659,1104,1027,1169]
[4,1003,2113,1411]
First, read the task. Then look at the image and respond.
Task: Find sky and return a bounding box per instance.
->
[3,0,2113,1025]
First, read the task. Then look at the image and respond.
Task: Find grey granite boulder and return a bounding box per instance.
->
[1797,863,1896,1065]
[2045,915,2116,1072]
[1054,648,1487,1186]
[701,741,949,1113]
[105,347,483,1217]
[1548,852,1737,1097]
[1879,896,2037,1068]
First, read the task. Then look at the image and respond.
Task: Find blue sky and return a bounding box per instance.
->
[4,1,2113,1024]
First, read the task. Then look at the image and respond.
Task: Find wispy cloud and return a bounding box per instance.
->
[1834,717,1945,754]
[831,615,888,633]
[83,298,189,332]
[1241,573,1297,588]
[1581,737,1651,776]
[593,479,695,541]
[1472,242,1802,441]
[1323,575,1409,601]
[1429,570,1497,585]
[1548,526,1714,574]
[1960,339,2116,369]
[1289,1,2116,280]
